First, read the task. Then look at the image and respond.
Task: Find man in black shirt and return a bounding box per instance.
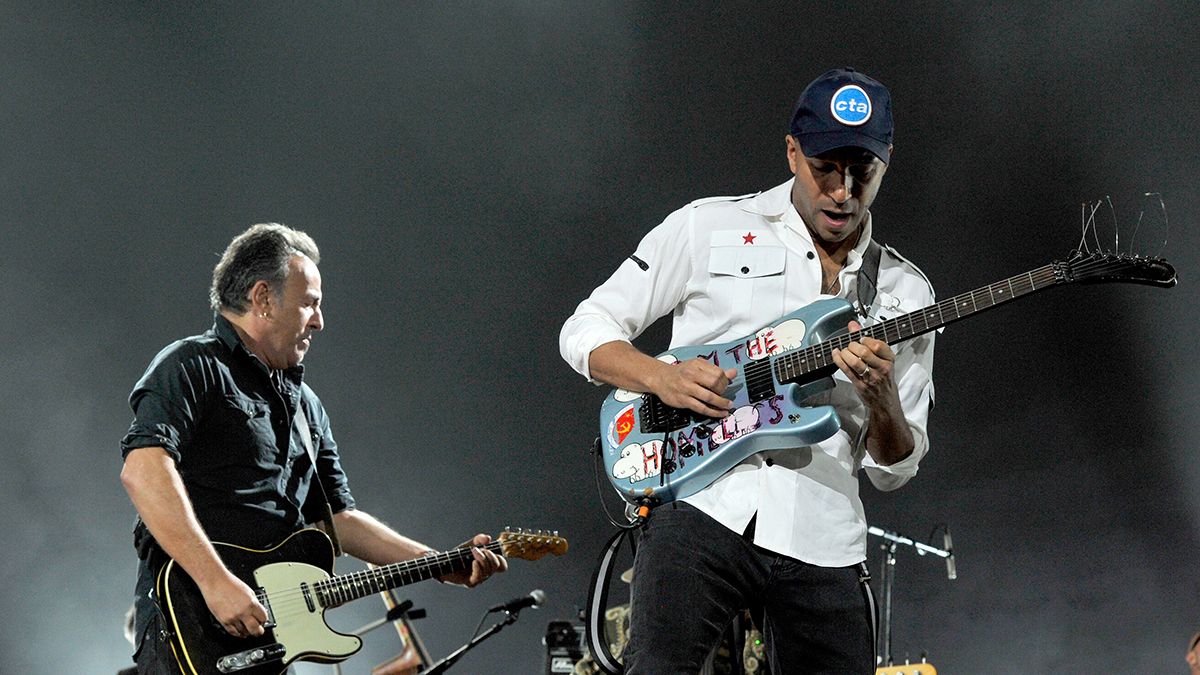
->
[121,223,506,672]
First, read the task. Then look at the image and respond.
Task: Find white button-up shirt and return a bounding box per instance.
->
[560,179,936,566]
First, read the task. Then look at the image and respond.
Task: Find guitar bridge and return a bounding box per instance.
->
[216,643,286,673]
[639,395,691,433]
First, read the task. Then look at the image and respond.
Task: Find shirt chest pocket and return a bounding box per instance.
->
[706,245,787,328]
[215,396,284,464]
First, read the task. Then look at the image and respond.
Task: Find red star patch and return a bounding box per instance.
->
[742,231,757,245]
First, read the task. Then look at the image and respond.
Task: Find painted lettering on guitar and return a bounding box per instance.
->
[708,405,761,448]
[763,394,785,425]
[723,329,780,364]
[642,444,659,478]
[612,440,663,483]
[609,394,785,484]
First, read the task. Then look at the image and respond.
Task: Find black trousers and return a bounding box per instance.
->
[623,501,875,675]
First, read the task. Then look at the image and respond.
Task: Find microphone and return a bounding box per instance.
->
[943,528,957,581]
[488,589,546,613]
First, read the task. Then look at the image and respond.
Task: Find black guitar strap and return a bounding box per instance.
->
[296,404,343,557]
[856,239,883,320]
[851,239,884,461]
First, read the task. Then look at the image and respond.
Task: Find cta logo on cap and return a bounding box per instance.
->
[830,85,871,126]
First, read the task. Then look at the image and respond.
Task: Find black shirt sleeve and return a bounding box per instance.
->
[120,341,208,463]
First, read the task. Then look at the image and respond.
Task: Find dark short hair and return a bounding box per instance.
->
[209,223,320,314]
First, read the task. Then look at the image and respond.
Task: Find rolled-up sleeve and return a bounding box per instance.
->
[861,321,936,491]
[120,344,204,463]
[559,207,694,382]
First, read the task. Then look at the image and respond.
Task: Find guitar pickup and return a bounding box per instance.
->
[216,643,285,673]
[743,359,776,403]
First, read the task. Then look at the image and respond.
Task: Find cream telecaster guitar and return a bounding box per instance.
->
[156,527,568,674]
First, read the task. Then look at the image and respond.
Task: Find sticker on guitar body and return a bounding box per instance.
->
[607,403,638,447]
[611,394,786,484]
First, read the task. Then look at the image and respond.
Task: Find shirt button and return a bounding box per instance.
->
[806,251,815,260]
[741,266,750,274]
[765,458,775,467]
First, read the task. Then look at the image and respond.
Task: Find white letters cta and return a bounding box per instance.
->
[830,84,871,126]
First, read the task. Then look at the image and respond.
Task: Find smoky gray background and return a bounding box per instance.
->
[1,3,1197,674]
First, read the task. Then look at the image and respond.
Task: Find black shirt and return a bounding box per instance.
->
[121,314,355,549]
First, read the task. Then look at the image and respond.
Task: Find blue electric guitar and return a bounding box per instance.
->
[598,250,1176,504]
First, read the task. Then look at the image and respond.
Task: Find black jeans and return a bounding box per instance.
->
[623,502,875,675]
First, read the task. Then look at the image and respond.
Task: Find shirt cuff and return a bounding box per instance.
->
[560,317,631,384]
[861,426,927,491]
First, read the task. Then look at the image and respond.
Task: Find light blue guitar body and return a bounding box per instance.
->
[598,298,856,505]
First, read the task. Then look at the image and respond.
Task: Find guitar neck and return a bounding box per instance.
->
[314,541,501,607]
[773,263,1062,383]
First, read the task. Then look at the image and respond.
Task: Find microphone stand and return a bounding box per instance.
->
[424,610,524,675]
[867,526,952,667]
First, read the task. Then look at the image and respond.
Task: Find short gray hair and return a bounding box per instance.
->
[209,223,321,314]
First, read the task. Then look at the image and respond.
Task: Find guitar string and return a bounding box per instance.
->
[252,538,549,620]
[250,543,502,619]
[249,530,559,617]
[770,263,1067,377]
[732,256,1146,389]
[234,539,539,620]
[765,266,1055,381]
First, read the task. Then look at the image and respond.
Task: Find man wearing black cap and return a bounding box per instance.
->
[560,68,935,673]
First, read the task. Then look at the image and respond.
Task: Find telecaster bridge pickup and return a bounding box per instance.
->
[216,643,286,673]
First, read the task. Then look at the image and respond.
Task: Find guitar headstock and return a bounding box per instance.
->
[497,528,569,561]
[1055,250,1177,288]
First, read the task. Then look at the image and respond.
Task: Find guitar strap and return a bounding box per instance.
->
[296,404,343,557]
[855,239,883,320]
[851,240,883,461]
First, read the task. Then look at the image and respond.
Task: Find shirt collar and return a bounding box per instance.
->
[212,313,305,380]
[741,177,875,267]
[213,313,245,353]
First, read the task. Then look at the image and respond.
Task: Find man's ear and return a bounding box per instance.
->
[249,280,273,315]
[785,134,800,175]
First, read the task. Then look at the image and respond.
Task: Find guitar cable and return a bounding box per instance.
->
[591,436,653,531]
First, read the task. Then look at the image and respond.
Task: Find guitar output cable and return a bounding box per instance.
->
[590,436,655,531]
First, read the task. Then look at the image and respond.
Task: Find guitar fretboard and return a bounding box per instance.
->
[772,264,1061,383]
[313,541,502,607]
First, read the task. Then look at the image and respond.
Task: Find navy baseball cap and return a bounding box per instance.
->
[789,67,893,164]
